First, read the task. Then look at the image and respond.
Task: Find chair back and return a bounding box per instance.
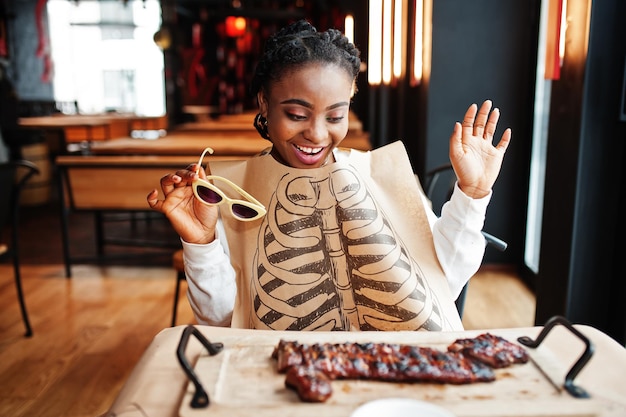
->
[423,163,456,216]
[0,160,39,337]
[0,160,40,243]
[0,163,14,234]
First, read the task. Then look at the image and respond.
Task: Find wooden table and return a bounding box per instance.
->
[18,113,168,153]
[88,132,272,157]
[104,322,626,417]
[88,130,372,157]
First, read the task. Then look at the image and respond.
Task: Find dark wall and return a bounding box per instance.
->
[397,1,540,266]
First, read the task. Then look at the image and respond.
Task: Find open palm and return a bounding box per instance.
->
[449,100,511,199]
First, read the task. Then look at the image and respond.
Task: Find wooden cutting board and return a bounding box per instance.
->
[178,328,622,417]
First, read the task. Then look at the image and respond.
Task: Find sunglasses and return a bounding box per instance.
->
[192,147,267,221]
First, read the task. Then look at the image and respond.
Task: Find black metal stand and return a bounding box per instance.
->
[518,315,594,398]
[176,325,224,409]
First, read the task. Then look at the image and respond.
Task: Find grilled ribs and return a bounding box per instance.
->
[273,333,529,402]
[447,333,529,368]
[284,366,333,402]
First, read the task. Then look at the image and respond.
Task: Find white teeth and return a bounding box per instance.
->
[295,145,323,155]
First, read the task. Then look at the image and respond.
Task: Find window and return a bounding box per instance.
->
[47,0,165,116]
[525,0,553,274]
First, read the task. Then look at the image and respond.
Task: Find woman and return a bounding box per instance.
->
[147,20,511,331]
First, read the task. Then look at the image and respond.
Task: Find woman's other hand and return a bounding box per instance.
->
[147,163,219,244]
[449,100,512,199]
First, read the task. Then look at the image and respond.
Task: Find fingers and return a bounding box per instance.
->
[160,168,197,192]
[484,107,500,140]
[461,103,478,139]
[158,174,179,198]
[148,166,199,211]
[146,189,163,211]
[449,121,462,148]
[472,100,493,138]
[449,121,466,164]
[462,100,505,141]
[186,163,207,179]
[495,128,512,152]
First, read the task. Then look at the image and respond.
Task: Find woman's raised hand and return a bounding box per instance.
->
[449,100,512,199]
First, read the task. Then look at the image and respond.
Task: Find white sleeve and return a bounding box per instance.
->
[182,219,237,326]
[428,183,490,299]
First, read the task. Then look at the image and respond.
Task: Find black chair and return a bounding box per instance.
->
[0,159,40,337]
[423,163,507,318]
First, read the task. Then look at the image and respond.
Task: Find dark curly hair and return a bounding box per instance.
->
[250,20,361,97]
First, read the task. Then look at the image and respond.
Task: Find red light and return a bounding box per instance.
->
[225,16,246,37]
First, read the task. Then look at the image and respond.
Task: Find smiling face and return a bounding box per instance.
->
[256,62,354,169]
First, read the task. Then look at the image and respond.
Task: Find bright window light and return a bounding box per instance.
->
[344,14,354,45]
[392,0,404,81]
[368,0,383,85]
[381,0,393,84]
[412,0,424,85]
[47,0,165,116]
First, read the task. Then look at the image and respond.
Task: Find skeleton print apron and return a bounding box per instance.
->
[210,140,463,331]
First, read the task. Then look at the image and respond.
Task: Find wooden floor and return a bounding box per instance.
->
[461,265,536,331]
[0,261,535,417]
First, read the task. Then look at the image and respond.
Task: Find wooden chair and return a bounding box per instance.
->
[0,160,40,337]
[423,164,507,318]
[171,248,185,327]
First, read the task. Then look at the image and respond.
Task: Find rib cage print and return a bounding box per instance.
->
[251,167,446,331]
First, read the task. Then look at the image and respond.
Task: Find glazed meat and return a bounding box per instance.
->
[272,335,525,402]
[275,340,495,382]
[447,333,529,368]
[284,366,333,402]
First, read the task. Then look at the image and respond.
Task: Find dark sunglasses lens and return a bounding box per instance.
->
[197,186,223,204]
[232,203,259,219]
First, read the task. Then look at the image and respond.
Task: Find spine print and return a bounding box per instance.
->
[251,168,445,331]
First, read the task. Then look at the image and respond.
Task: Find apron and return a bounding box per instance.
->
[210,140,463,331]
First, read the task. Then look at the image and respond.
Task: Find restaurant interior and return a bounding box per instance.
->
[1,0,625,416]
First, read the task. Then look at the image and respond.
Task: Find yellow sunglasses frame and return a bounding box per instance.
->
[191,147,267,221]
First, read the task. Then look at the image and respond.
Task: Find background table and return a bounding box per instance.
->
[18,113,168,154]
[88,131,371,157]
